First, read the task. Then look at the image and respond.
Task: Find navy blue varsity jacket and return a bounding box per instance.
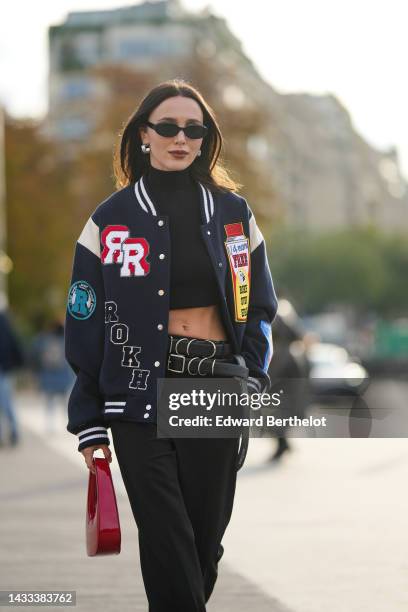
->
[65,176,278,451]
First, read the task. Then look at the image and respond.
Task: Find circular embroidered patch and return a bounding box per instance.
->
[67,280,96,320]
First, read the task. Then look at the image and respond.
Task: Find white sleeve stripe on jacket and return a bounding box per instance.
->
[78,433,109,444]
[77,217,101,259]
[249,214,264,253]
[77,425,108,438]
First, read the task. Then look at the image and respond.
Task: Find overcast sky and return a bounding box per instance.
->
[1,0,407,177]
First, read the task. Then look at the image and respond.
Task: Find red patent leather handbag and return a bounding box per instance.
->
[86,457,121,556]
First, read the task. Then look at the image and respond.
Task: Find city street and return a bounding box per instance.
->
[1,387,408,611]
[1,2,407,611]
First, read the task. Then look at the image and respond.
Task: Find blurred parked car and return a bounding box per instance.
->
[307,342,369,403]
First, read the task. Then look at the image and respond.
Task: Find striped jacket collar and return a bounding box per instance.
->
[134,175,215,224]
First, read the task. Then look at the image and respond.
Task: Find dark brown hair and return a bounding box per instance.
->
[113,78,242,193]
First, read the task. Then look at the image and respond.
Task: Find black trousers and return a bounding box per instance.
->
[110,391,239,611]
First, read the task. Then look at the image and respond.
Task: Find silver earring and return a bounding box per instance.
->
[141,144,150,154]
[197,150,201,157]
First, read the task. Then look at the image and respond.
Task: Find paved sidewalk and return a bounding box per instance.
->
[3,385,408,612]
[0,395,290,612]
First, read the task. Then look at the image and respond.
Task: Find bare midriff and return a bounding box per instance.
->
[168,305,228,341]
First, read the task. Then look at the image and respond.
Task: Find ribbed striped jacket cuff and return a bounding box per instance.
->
[247,376,262,394]
[246,374,271,394]
[76,425,110,452]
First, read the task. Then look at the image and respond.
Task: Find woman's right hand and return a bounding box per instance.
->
[81,444,112,474]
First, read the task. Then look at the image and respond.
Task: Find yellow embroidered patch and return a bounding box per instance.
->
[224,222,250,322]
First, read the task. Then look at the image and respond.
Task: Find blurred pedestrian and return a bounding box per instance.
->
[30,315,74,434]
[267,299,312,461]
[0,293,24,446]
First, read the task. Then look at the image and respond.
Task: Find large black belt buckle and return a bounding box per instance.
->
[187,338,217,358]
[167,353,186,374]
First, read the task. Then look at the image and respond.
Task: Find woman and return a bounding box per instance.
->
[65,79,278,611]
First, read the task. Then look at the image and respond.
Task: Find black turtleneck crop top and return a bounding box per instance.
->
[145,164,220,309]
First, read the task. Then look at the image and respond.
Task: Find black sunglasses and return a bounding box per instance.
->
[146,121,208,139]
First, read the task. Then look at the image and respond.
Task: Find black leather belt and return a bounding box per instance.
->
[167,353,249,379]
[166,345,251,472]
[168,335,232,358]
